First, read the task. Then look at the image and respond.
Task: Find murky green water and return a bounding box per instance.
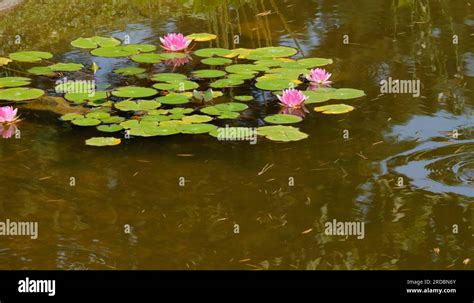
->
[0,0,472,269]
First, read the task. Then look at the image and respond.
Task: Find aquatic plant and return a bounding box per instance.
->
[160,33,192,52]
[307,68,332,87]
[277,89,308,109]
[0,106,20,124]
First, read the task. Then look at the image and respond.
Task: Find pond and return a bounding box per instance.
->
[0,0,472,270]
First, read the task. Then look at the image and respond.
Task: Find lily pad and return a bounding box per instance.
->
[226,64,268,74]
[91,47,136,58]
[303,90,333,104]
[0,88,45,101]
[71,36,121,49]
[60,113,83,121]
[257,125,308,142]
[194,48,232,58]
[0,77,31,88]
[255,79,294,91]
[182,115,213,123]
[329,88,366,100]
[264,114,303,124]
[158,53,187,60]
[28,66,55,76]
[154,80,198,91]
[85,137,121,146]
[142,115,171,123]
[247,47,298,60]
[0,57,12,66]
[86,111,111,120]
[101,116,125,124]
[314,104,355,114]
[97,125,124,133]
[48,63,84,72]
[234,95,254,102]
[156,94,190,105]
[112,86,158,98]
[193,70,226,79]
[214,102,248,112]
[217,111,240,119]
[186,33,217,42]
[129,124,180,137]
[210,78,244,88]
[201,57,232,66]
[115,100,161,111]
[9,51,53,62]
[131,53,162,64]
[152,73,187,82]
[122,44,157,53]
[65,91,107,104]
[114,67,146,76]
[227,73,255,80]
[297,58,333,68]
[179,123,217,134]
[71,118,101,126]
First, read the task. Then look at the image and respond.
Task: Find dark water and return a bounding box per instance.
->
[0,0,472,269]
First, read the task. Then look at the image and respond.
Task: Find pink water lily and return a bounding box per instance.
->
[0,106,20,124]
[160,33,192,52]
[307,68,332,86]
[277,89,308,108]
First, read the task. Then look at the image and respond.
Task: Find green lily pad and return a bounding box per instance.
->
[247,47,298,60]
[131,53,163,64]
[85,137,121,146]
[152,73,187,82]
[257,125,308,142]
[122,44,157,53]
[234,95,254,102]
[71,118,102,126]
[91,46,136,58]
[226,64,268,74]
[195,48,232,58]
[0,88,44,101]
[101,116,125,124]
[314,104,355,114]
[9,51,53,62]
[193,69,226,79]
[186,33,217,42]
[115,100,161,111]
[158,53,187,60]
[214,102,248,112]
[71,36,121,49]
[142,115,171,122]
[0,77,31,88]
[153,80,198,91]
[297,58,333,68]
[210,78,244,88]
[329,88,366,100]
[182,115,213,123]
[64,91,107,104]
[179,123,217,134]
[157,94,190,105]
[264,114,302,124]
[114,67,146,76]
[169,108,194,115]
[129,124,180,137]
[227,73,255,80]
[86,111,111,120]
[27,67,55,76]
[112,86,158,98]
[255,79,295,91]
[303,90,333,104]
[97,125,124,133]
[201,57,232,66]
[60,113,83,121]
[48,63,84,72]
[217,111,240,119]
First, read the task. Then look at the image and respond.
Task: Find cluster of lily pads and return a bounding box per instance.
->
[0,32,366,146]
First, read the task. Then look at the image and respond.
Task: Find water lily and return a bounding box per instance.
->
[307,68,332,86]
[0,106,20,124]
[164,56,191,68]
[277,89,308,108]
[160,33,191,52]
[0,124,18,139]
